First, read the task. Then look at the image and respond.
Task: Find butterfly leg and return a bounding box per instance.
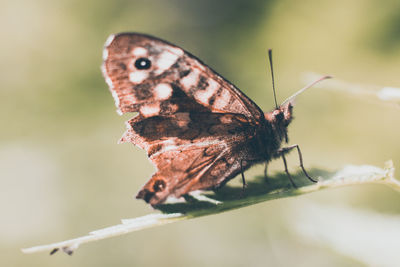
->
[292,144,317,183]
[278,144,317,183]
[264,162,269,182]
[280,153,297,188]
[240,159,248,197]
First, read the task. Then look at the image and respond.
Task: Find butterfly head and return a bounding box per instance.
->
[265,75,332,143]
[265,101,293,143]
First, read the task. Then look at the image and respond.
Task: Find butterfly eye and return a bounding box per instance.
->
[134,57,152,70]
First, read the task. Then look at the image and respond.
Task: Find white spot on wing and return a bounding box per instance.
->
[213,89,231,109]
[180,69,199,89]
[129,71,148,83]
[168,46,184,57]
[132,47,147,57]
[154,51,179,75]
[194,78,219,105]
[154,83,173,100]
[140,103,160,117]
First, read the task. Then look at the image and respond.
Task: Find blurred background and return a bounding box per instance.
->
[2,0,400,266]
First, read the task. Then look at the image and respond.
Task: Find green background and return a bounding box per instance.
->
[2,0,400,266]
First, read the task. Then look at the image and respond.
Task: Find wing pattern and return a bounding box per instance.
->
[102,33,268,205]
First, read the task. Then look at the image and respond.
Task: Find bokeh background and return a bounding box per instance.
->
[2,0,400,266]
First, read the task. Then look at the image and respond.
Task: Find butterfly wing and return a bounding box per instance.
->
[121,112,260,205]
[102,33,264,121]
[102,33,267,205]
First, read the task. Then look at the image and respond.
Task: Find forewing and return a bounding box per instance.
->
[121,112,256,205]
[102,33,264,121]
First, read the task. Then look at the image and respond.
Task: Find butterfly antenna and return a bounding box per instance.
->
[268,49,278,109]
[281,75,333,106]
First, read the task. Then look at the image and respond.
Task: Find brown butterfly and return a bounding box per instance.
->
[102,33,330,206]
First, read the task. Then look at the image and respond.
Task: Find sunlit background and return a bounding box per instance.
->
[2,0,400,266]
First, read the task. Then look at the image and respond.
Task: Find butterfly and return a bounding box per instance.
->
[101,33,330,206]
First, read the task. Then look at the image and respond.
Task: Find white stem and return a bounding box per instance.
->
[22,161,397,255]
